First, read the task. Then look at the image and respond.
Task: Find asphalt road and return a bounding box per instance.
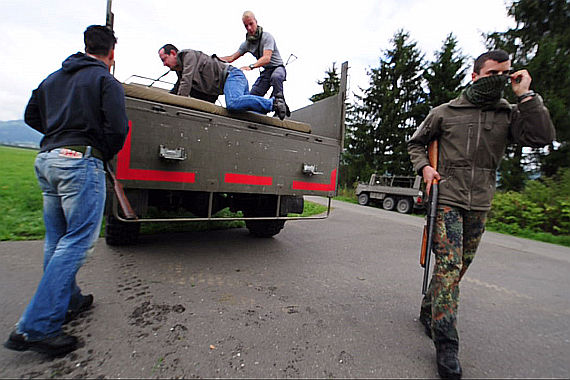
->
[1,197,569,378]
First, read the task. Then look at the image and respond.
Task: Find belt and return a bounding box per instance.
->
[61,146,104,161]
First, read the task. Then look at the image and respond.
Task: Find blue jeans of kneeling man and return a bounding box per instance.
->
[224,66,273,114]
[17,148,105,340]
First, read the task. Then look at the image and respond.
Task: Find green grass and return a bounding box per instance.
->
[0,146,45,240]
[0,145,328,240]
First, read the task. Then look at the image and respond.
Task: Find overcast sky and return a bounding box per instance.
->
[0,0,515,121]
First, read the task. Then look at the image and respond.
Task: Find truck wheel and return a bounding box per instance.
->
[396,198,413,214]
[105,214,140,246]
[358,193,369,206]
[245,220,285,238]
[382,196,395,211]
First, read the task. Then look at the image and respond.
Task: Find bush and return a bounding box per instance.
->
[488,168,570,236]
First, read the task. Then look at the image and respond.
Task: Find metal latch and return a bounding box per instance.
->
[159,145,187,161]
[302,163,323,176]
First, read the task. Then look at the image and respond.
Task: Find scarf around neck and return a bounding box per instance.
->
[464,75,508,107]
[246,26,263,42]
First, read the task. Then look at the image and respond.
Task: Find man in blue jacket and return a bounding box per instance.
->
[4,25,129,356]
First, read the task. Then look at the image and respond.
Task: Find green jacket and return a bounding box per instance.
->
[407,93,555,211]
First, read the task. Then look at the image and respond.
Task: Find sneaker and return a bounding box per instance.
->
[4,330,78,356]
[272,95,287,120]
[64,294,94,325]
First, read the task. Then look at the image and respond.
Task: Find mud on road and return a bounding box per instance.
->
[1,224,427,379]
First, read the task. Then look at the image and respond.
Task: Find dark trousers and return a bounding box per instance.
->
[250,65,286,98]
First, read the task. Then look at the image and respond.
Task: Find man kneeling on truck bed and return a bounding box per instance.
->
[158,44,288,120]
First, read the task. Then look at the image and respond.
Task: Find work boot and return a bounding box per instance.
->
[4,330,78,356]
[435,342,462,379]
[419,314,432,339]
[272,94,287,120]
[64,294,94,325]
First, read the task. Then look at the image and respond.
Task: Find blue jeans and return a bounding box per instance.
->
[224,67,273,114]
[17,148,106,340]
[250,65,286,98]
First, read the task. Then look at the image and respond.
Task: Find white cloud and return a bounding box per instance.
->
[0,0,514,121]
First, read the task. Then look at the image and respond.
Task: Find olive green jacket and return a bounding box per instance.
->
[407,93,555,211]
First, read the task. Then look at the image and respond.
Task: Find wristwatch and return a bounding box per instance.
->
[517,90,536,102]
[249,64,255,70]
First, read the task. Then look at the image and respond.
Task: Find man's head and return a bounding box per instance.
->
[84,25,117,67]
[158,44,179,70]
[472,49,511,82]
[242,11,258,36]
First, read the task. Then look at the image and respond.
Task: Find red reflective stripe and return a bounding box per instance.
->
[116,121,196,183]
[292,169,337,191]
[224,173,273,186]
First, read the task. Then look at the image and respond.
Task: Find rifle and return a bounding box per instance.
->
[420,140,439,295]
[105,162,138,220]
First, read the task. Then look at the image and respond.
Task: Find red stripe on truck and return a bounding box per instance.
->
[292,169,337,191]
[116,121,196,183]
[224,173,273,186]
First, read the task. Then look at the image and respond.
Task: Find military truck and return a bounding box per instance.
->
[355,174,424,214]
[104,62,348,245]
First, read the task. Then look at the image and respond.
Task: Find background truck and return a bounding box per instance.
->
[355,174,424,214]
[104,62,348,245]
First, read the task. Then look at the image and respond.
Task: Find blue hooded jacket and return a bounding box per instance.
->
[24,52,128,160]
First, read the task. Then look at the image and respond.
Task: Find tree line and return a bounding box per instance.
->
[310,0,569,192]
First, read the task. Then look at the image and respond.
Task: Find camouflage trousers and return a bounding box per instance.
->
[420,205,487,345]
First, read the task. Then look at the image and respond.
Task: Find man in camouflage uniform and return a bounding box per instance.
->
[407,49,555,379]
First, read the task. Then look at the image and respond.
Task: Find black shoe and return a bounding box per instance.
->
[272,95,287,120]
[64,294,93,325]
[436,343,462,379]
[4,330,78,356]
[419,314,432,339]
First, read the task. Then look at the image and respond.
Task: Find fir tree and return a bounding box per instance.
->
[345,30,428,183]
[424,33,469,108]
[486,0,570,187]
[310,63,341,103]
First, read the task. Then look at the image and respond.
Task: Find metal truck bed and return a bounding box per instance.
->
[115,83,343,198]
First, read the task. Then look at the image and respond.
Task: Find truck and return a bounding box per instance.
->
[104,62,348,245]
[355,174,424,214]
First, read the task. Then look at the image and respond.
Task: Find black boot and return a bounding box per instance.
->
[272,93,287,120]
[435,342,462,379]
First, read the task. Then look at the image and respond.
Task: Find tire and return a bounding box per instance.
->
[245,220,285,238]
[358,193,369,206]
[396,198,413,214]
[382,196,395,211]
[105,214,140,246]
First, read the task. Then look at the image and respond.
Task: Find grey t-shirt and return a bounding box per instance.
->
[238,31,283,68]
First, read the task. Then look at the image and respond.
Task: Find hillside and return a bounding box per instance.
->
[0,120,41,148]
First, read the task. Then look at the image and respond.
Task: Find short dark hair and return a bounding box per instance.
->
[160,44,178,55]
[473,49,510,74]
[84,25,117,55]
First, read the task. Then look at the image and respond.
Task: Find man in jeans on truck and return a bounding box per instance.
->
[4,25,128,356]
[158,44,288,120]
